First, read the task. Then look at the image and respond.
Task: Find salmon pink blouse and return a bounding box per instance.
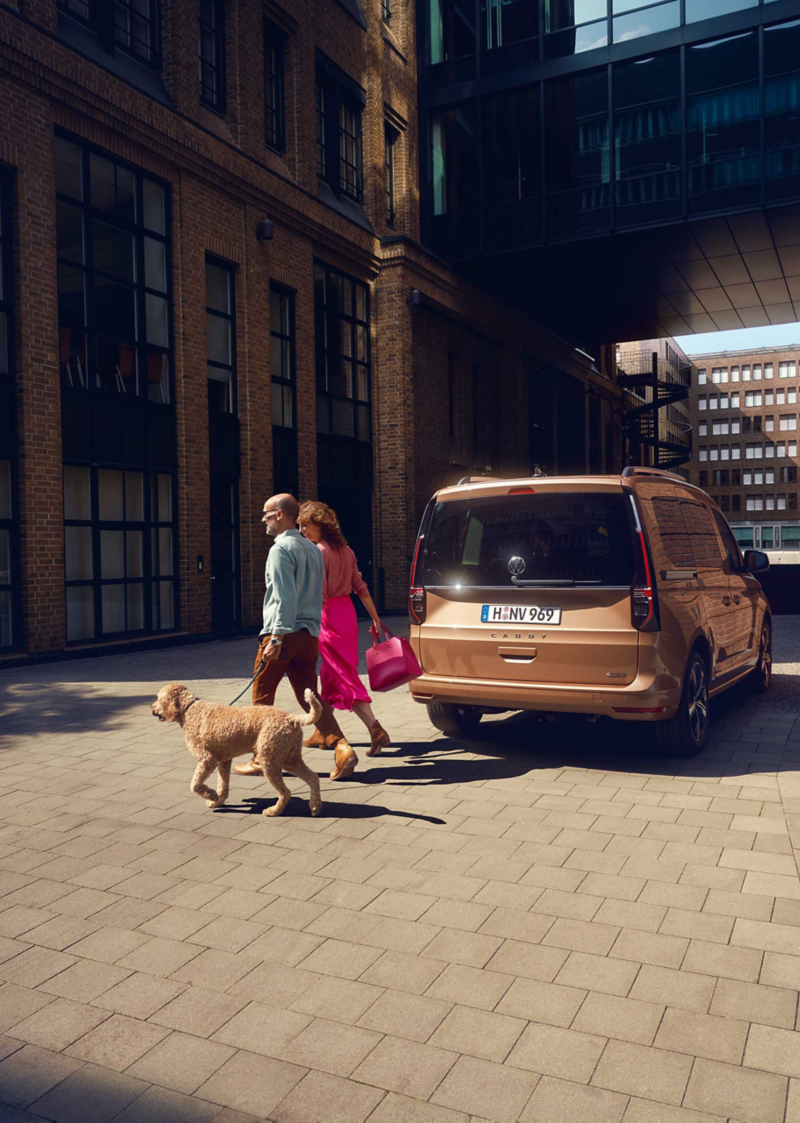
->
[317,540,369,604]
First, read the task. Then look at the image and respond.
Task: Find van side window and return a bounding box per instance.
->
[681,499,723,568]
[712,509,744,571]
[650,497,723,569]
[650,497,693,567]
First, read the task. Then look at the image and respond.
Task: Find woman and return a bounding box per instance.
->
[298,500,391,769]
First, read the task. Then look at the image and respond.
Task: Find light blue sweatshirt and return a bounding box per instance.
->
[260,528,324,637]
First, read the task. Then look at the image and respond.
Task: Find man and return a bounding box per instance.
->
[234,493,358,782]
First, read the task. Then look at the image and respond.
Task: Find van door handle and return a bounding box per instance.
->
[733,595,741,604]
[722,595,731,606]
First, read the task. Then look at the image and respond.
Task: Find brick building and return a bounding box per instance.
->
[0,0,621,660]
[686,345,800,554]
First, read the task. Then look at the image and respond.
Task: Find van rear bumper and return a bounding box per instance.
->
[409,672,681,721]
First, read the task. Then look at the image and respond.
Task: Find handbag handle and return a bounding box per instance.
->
[370,622,393,646]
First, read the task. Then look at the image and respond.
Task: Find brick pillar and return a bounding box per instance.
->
[374,265,416,610]
[4,94,65,651]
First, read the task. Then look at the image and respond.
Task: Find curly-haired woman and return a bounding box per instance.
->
[297,500,391,778]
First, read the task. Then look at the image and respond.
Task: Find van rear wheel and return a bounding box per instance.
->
[427,703,482,737]
[655,650,709,757]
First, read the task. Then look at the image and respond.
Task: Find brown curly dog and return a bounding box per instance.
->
[152,683,323,817]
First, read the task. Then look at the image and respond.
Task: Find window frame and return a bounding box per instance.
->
[316,64,365,204]
[263,18,286,153]
[59,0,162,69]
[385,123,399,227]
[57,133,177,644]
[199,0,226,113]
[270,283,299,497]
[206,256,236,416]
[0,168,20,653]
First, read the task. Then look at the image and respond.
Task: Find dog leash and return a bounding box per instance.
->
[228,657,265,706]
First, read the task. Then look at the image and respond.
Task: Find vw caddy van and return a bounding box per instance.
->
[408,468,771,755]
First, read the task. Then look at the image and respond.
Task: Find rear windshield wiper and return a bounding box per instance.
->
[510,577,603,587]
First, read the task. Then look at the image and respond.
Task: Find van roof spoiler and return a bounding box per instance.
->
[455,475,502,485]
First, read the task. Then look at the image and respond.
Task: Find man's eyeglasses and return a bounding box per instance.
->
[262,508,281,519]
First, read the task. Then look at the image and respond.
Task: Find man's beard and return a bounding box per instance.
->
[266,522,279,537]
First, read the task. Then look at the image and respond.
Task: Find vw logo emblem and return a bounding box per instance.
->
[508,556,526,576]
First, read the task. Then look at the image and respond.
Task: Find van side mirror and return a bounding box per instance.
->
[744,549,770,574]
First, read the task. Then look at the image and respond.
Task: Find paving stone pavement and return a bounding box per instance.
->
[3,619,800,1122]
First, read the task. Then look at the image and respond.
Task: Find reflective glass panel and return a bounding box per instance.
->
[127,582,144,630]
[546,0,605,31]
[55,137,83,201]
[0,529,10,585]
[686,33,759,214]
[686,0,756,20]
[146,293,168,347]
[613,2,679,44]
[0,460,10,519]
[102,583,125,633]
[764,20,800,202]
[206,315,230,364]
[142,179,165,234]
[98,469,124,521]
[0,590,11,647]
[92,221,135,282]
[206,263,230,313]
[101,530,125,578]
[64,465,91,520]
[66,585,93,641]
[65,526,93,580]
[126,530,143,577]
[125,471,144,521]
[56,202,84,265]
[615,52,682,226]
[144,237,167,292]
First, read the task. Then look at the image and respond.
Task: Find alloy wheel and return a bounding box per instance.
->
[760,625,772,689]
[686,660,708,745]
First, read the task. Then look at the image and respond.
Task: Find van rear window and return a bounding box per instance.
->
[421,492,636,588]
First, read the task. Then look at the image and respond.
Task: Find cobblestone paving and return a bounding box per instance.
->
[3,620,800,1122]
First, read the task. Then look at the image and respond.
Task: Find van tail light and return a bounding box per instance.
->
[410,586,426,624]
[631,526,660,632]
[409,532,426,624]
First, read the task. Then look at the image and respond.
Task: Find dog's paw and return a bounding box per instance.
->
[310,800,322,817]
[205,798,222,809]
[263,805,283,817]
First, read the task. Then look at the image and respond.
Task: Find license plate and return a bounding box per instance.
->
[481,605,562,625]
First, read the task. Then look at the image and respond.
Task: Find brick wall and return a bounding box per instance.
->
[0,0,617,654]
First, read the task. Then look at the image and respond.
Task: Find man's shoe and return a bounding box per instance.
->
[329,740,358,781]
[303,728,325,748]
[366,721,391,758]
[233,759,263,777]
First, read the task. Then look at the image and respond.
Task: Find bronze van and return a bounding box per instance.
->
[408,468,771,755]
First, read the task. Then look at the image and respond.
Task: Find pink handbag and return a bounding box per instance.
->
[366,624,423,692]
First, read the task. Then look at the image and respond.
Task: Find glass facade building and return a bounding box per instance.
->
[423,1,800,262]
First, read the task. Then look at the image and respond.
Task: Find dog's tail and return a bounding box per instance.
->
[298,690,323,728]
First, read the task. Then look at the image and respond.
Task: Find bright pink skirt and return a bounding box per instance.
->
[319,595,372,711]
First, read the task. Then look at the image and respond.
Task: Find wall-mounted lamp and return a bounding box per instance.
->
[255,218,274,241]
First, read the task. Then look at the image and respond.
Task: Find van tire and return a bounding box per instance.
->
[427,703,482,737]
[751,620,772,694]
[654,650,710,757]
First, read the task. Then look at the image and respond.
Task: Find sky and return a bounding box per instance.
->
[674,324,800,356]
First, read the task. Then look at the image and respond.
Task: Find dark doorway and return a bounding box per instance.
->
[209,474,240,636]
